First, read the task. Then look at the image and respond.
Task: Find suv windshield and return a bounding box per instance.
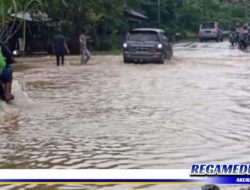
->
[128,31,159,42]
[201,23,215,29]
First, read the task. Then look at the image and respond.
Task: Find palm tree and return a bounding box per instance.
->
[0,0,42,45]
[0,0,19,42]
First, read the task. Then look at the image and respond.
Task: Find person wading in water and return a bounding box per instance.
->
[53,30,70,66]
[0,41,14,102]
[79,29,91,64]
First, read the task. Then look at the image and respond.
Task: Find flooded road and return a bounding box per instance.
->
[1,41,250,190]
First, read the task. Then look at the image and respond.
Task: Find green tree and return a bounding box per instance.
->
[0,0,42,43]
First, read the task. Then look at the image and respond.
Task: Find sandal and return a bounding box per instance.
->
[5,94,14,101]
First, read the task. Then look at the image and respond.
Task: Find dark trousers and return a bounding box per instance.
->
[56,53,64,66]
[0,67,13,83]
[0,82,4,100]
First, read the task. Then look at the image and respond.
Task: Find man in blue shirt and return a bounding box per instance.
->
[53,31,70,66]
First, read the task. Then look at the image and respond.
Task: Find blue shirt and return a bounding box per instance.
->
[53,34,65,54]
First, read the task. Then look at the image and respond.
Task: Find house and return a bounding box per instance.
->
[10,11,52,54]
[124,9,148,30]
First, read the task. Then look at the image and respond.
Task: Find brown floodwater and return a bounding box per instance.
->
[0,42,250,190]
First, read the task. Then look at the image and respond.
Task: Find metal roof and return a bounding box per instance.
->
[124,9,148,20]
[10,11,51,22]
[130,28,165,33]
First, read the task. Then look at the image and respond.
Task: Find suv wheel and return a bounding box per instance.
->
[159,55,165,64]
[123,57,131,64]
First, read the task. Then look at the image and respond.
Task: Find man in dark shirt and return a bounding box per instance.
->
[53,31,70,66]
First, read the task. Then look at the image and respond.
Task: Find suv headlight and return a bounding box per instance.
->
[123,43,128,49]
[157,43,163,49]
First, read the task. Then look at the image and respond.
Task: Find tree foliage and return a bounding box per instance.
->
[1,0,250,49]
[0,0,42,43]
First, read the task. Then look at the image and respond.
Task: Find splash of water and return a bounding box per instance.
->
[12,80,34,107]
[0,80,33,123]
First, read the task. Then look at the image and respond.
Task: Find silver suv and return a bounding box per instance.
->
[199,22,224,42]
[123,28,173,63]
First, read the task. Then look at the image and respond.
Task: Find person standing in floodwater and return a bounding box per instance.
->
[53,31,70,66]
[0,41,14,101]
[79,29,91,64]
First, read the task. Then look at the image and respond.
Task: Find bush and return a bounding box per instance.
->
[95,35,124,51]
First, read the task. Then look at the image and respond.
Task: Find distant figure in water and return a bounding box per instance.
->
[79,29,91,64]
[53,30,70,66]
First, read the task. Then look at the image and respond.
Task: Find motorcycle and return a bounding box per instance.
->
[229,32,237,46]
[238,32,249,49]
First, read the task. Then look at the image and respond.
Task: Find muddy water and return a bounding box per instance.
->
[1,42,250,190]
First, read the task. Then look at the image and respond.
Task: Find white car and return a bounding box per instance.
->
[198,22,224,42]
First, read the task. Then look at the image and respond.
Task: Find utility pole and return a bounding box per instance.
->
[158,0,161,24]
[245,0,248,22]
[244,0,247,22]
[203,0,206,19]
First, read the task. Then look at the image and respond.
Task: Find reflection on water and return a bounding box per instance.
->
[1,42,250,190]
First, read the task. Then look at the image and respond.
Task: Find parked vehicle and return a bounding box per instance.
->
[198,22,224,42]
[123,28,173,64]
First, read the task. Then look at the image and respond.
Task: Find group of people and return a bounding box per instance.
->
[229,23,250,48]
[52,29,91,66]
